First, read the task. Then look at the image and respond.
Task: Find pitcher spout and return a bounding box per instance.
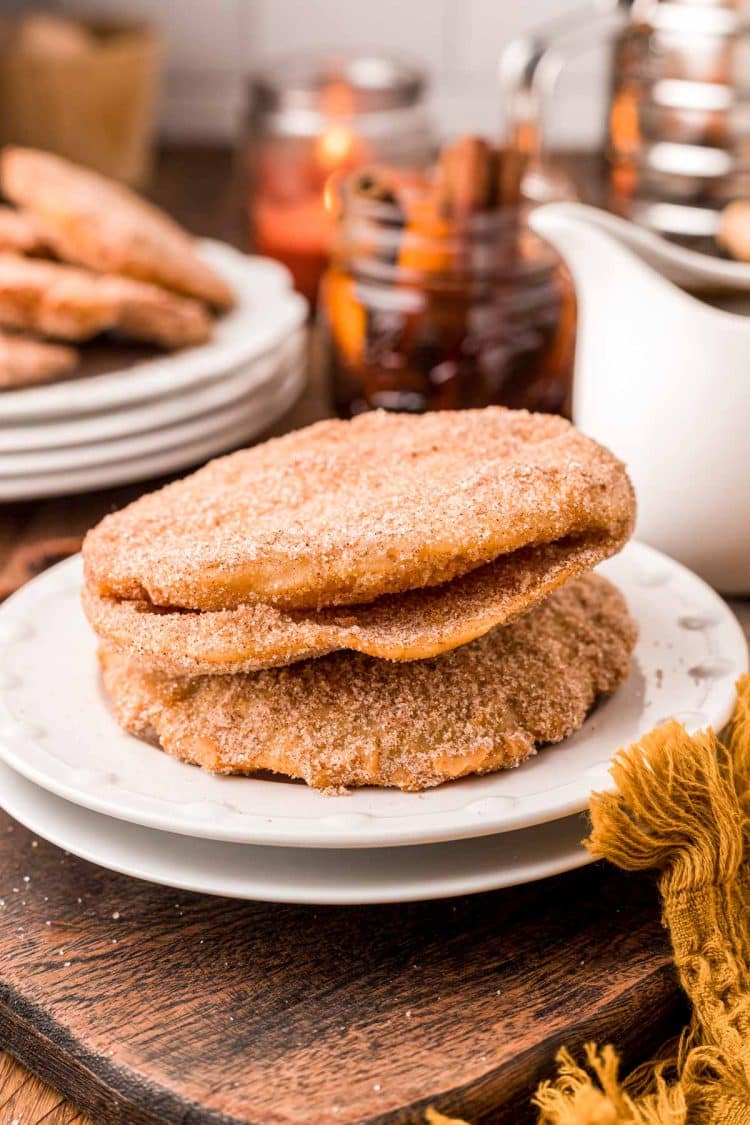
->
[531,200,750,293]
[529,202,655,300]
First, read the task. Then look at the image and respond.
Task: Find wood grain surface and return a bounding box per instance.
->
[0,827,688,1125]
[0,147,743,1125]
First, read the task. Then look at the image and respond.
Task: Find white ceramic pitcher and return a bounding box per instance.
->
[530,201,750,594]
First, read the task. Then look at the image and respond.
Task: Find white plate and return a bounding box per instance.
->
[0,542,744,848]
[0,363,304,500]
[0,242,307,421]
[0,330,306,453]
[0,338,305,474]
[0,762,591,904]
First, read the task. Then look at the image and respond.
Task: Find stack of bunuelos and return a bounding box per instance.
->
[0,147,234,387]
[82,408,638,792]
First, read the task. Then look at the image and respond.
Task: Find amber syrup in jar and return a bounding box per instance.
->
[318,138,575,417]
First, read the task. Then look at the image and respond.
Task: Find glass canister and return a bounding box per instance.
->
[499,0,750,246]
[246,52,434,302]
[608,0,750,241]
[318,141,575,417]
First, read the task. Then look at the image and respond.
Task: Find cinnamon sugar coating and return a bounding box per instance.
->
[83,409,635,613]
[99,574,637,792]
[1,147,234,310]
[84,535,619,675]
[0,253,211,348]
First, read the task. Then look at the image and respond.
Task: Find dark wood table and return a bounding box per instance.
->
[0,147,744,1125]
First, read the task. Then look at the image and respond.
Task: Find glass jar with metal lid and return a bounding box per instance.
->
[246,52,434,301]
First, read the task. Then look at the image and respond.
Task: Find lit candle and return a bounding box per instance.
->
[246,53,432,302]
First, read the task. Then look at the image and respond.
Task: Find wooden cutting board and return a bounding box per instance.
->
[0,821,685,1125]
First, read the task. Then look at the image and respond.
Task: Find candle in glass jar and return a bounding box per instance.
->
[246,53,433,302]
[254,120,366,302]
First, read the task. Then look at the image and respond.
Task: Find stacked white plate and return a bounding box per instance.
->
[0,241,308,501]
[0,542,746,904]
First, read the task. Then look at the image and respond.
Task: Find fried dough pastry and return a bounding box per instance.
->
[0,253,211,348]
[0,206,48,255]
[102,274,213,349]
[0,331,77,388]
[99,574,637,791]
[83,409,635,614]
[84,536,618,675]
[1,147,234,310]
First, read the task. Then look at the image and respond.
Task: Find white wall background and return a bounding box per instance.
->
[54,0,609,147]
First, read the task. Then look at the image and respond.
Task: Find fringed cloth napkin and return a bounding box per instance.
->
[428,674,750,1125]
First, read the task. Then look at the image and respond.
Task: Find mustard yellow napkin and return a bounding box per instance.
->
[430,675,750,1125]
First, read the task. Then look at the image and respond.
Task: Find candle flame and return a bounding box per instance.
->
[316,123,356,169]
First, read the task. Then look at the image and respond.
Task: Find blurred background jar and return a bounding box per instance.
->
[500,0,750,247]
[0,11,161,186]
[318,142,575,417]
[609,0,750,243]
[246,52,434,302]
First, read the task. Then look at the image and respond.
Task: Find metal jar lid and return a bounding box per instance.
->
[249,52,427,136]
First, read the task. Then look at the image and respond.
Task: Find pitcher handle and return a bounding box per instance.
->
[498,0,638,159]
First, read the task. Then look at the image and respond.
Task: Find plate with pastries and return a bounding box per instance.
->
[0,408,745,903]
[0,147,307,499]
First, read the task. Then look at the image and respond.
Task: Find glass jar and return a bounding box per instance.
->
[318,172,575,416]
[245,53,434,302]
[608,0,750,242]
[499,0,750,247]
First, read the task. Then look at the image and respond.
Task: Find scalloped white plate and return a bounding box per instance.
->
[0,329,305,453]
[0,360,304,500]
[0,542,745,849]
[0,241,307,421]
[0,763,591,904]
[0,335,305,475]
